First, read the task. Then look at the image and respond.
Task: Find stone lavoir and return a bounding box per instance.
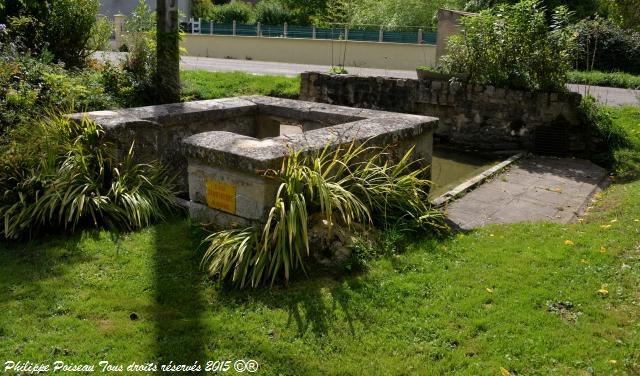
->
[70,96,438,228]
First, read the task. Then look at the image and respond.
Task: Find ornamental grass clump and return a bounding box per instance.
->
[201,141,447,288]
[0,115,178,239]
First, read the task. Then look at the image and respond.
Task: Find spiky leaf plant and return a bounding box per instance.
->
[201,141,447,288]
[0,115,178,239]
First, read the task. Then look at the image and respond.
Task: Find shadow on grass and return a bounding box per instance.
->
[151,220,207,369]
[217,272,366,339]
[0,231,100,286]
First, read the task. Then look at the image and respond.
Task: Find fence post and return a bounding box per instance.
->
[198,18,202,34]
[417,28,423,44]
[344,26,349,40]
[257,22,261,37]
[284,22,288,37]
[210,21,213,35]
[113,13,125,50]
[232,20,236,36]
[189,17,194,34]
[312,26,316,39]
[379,26,383,42]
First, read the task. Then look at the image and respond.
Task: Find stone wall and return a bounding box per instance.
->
[300,72,586,153]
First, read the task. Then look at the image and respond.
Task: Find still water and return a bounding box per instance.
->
[429,147,501,198]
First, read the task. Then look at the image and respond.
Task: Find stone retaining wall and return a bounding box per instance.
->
[300,72,586,153]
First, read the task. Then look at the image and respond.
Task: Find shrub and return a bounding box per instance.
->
[109,0,158,107]
[124,0,156,33]
[255,0,290,25]
[440,0,576,92]
[0,115,178,239]
[0,31,117,131]
[45,0,102,68]
[192,0,216,21]
[201,142,447,288]
[574,17,640,75]
[212,1,254,24]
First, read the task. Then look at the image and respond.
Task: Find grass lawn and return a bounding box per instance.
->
[181,70,300,100]
[1,179,639,375]
[568,70,640,90]
[1,80,639,374]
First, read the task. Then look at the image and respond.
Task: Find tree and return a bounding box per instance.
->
[155,0,180,104]
[607,0,640,31]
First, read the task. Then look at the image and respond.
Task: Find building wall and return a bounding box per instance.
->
[435,9,476,63]
[181,34,436,70]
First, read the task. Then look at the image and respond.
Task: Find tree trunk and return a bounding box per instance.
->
[156,0,180,104]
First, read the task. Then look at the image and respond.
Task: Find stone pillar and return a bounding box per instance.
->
[113,13,125,51]
[436,9,477,63]
[232,20,237,36]
[417,28,423,44]
[284,22,288,37]
[257,22,261,36]
[379,26,384,42]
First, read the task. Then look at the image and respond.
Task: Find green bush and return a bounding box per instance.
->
[192,0,216,21]
[0,116,178,239]
[201,142,447,288]
[440,0,576,91]
[45,0,102,68]
[255,0,290,25]
[574,17,640,75]
[0,31,117,130]
[212,1,254,24]
[124,0,156,33]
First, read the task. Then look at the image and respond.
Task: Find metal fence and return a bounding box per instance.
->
[182,19,437,45]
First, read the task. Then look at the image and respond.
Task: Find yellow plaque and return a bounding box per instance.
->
[205,180,236,214]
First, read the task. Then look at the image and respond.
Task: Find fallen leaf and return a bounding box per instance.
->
[600,246,607,253]
[490,234,495,237]
[552,187,563,193]
[500,367,510,376]
[600,224,612,229]
[635,219,639,222]
[597,284,609,297]
[608,360,617,365]
[486,288,494,293]
[610,219,618,223]
[564,240,574,246]
[581,259,589,264]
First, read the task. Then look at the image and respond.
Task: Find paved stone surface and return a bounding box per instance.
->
[445,156,608,230]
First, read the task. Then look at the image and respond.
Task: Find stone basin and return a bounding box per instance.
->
[71,96,438,227]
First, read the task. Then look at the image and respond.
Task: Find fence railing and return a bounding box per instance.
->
[181,19,437,45]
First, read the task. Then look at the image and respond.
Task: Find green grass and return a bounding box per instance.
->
[1,75,639,375]
[607,105,640,179]
[1,180,639,375]
[568,70,640,90]
[181,70,300,100]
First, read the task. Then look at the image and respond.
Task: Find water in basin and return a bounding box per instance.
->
[429,147,501,198]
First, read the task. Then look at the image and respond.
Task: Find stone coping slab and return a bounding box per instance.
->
[182,97,438,172]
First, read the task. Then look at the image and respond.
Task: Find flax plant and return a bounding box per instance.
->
[201,140,447,288]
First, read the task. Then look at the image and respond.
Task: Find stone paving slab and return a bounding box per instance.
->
[445,156,608,230]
